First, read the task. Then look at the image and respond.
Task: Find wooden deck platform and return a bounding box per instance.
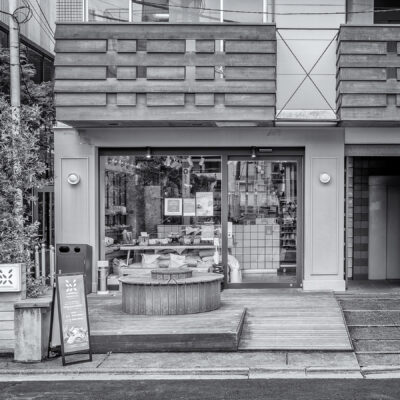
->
[87,293,246,353]
[87,289,352,353]
[222,289,353,351]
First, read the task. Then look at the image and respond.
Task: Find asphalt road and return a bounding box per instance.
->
[2,379,400,400]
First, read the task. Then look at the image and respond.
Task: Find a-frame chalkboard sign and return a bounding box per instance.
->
[48,273,92,366]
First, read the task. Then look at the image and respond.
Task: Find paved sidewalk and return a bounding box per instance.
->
[0,351,362,381]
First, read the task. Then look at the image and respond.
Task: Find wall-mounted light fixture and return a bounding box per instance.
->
[145,147,152,159]
[319,173,331,184]
[67,173,80,185]
[251,147,257,159]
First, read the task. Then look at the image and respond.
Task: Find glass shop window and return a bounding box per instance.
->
[101,155,222,275]
[374,0,400,23]
[131,0,266,23]
[223,0,264,23]
[88,0,129,22]
[21,45,43,84]
[0,29,8,48]
[42,57,54,82]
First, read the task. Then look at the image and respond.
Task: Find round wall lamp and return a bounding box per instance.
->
[67,173,81,185]
[319,173,331,184]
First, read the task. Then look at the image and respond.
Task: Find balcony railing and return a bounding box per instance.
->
[337,24,400,125]
[54,23,276,127]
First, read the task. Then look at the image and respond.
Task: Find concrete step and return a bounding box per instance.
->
[343,311,400,326]
[353,340,400,353]
[357,353,400,367]
[349,326,400,340]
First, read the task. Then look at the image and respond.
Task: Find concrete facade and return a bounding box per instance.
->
[55,126,346,291]
[52,0,400,292]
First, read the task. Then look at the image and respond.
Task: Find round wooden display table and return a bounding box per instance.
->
[119,269,223,315]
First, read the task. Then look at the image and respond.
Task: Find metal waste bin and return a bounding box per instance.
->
[56,244,92,294]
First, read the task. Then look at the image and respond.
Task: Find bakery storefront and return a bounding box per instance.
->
[100,149,303,288]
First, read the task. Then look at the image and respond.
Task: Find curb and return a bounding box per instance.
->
[361,366,400,378]
[0,366,364,381]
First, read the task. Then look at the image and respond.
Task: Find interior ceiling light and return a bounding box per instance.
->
[251,147,257,159]
[199,157,205,166]
[145,147,152,159]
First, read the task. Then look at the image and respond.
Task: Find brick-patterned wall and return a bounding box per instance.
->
[351,157,400,279]
[345,157,353,279]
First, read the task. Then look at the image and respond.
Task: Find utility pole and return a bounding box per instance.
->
[9,0,21,112]
[9,0,24,259]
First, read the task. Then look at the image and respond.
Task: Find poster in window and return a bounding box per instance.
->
[164,198,182,216]
[196,192,213,217]
[183,198,196,216]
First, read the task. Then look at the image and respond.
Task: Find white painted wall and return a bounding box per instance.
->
[275,0,346,120]
[55,126,345,291]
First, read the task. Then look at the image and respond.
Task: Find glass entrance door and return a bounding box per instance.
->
[226,158,301,287]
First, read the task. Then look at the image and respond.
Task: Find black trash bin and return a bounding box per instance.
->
[56,244,92,294]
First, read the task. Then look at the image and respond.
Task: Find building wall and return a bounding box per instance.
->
[345,128,400,280]
[275,0,345,120]
[0,0,56,55]
[55,125,346,291]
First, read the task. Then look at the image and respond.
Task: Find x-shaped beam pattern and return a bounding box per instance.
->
[276,29,339,118]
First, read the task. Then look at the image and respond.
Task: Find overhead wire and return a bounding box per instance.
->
[129,0,400,16]
[22,0,55,44]
[31,0,55,36]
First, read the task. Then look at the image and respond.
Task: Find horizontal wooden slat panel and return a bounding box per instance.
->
[338,54,400,68]
[55,39,107,53]
[338,68,386,81]
[117,93,136,105]
[55,23,276,41]
[340,107,400,120]
[55,79,276,94]
[225,94,275,106]
[195,94,214,106]
[55,93,107,106]
[0,339,14,352]
[56,53,277,68]
[337,25,400,123]
[0,320,14,330]
[117,67,137,80]
[57,104,276,122]
[225,40,275,54]
[196,40,215,53]
[117,40,137,53]
[147,67,185,80]
[54,23,276,124]
[0,311,14,320]
[147,40,185,53]
[225,67,275,80]
[146,93,185,106]
[56,66,107,80]
[338,81,400,94]
[195,67,215,80]
[339,26,400,41]
[341,94,387,107]
[338,41,386,55]
[0,330,14,340]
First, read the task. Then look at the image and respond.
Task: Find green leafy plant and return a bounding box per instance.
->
[0,95,48,296]
[26,275,48,298]
[0,49,54,297]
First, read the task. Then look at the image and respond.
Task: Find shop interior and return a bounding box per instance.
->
[100,154,299,287]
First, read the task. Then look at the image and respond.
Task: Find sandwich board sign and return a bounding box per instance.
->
[49,273,92,365]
